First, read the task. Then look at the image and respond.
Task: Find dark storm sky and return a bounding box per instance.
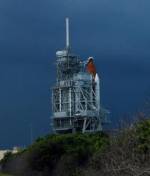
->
[0,0,150,148]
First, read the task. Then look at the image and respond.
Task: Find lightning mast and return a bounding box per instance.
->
[66,17,70,50]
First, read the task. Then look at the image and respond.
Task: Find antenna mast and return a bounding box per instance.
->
[66,17,70,50]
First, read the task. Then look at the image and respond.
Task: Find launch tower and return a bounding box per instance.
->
[52,18,107,133]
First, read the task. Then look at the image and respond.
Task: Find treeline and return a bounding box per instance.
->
[1,119,150,176]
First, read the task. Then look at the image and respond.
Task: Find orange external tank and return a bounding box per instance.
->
[86,57,96,78]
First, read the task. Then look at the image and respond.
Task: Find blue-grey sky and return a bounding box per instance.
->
[0,0,150,148]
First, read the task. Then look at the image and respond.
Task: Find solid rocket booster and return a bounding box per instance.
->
[95,73,100,114]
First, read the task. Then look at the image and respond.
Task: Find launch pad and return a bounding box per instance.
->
[51,18,108,133]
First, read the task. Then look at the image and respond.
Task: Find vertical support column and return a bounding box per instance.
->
[59,88,61,112]
[69,88,72,126]
[82,118,87,133]
[75,87,78,113]
[85,87,88,111]
[69,88,72,117]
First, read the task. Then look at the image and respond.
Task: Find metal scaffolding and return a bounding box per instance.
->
[51,18,108,134]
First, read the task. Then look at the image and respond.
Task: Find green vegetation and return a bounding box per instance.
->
[135,119,150,153]
[1,152,13,165]
[1,119,150,176]
[27,132,109,175]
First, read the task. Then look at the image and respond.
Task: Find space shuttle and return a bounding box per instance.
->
[86,57,100,114]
